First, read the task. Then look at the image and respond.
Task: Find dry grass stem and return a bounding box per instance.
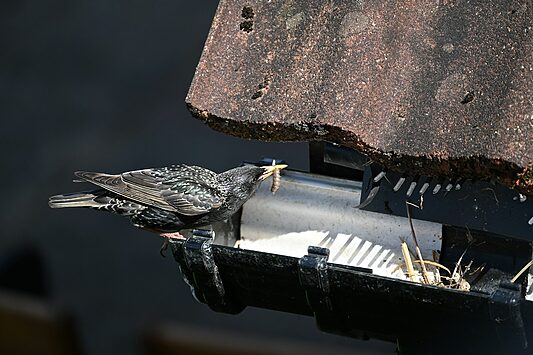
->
[511,259,533,283]
[401,241,416,282]
[405,202,430,284]
[412,260,451,275]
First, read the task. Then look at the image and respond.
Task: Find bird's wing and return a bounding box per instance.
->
[75,165,224,216]
[123,165,225,215]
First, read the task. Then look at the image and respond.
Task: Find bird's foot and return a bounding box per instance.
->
[160,231,186,240]
[159,232,185,257]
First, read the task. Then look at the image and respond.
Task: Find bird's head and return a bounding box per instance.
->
[218,164,288,194]
[216,163,288,214]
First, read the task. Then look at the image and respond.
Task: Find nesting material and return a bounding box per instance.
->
[401,241,416,282]
[511,259,533,283]
[397,235,472,291]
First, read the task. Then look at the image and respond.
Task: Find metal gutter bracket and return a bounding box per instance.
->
[175,229,244,314]
[298,246,340,335]
[489,281,527,349]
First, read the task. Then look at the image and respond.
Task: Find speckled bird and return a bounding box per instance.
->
[49,164,287,246]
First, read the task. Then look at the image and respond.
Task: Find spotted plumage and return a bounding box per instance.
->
[49,164,288,236]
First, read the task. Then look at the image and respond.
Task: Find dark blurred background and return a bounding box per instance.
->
[0,1,394,354]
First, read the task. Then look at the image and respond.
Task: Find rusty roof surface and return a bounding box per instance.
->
[186,0,533,194]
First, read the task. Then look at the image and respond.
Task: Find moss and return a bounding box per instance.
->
[518,166,533,187]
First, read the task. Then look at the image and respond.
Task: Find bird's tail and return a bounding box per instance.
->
[48,190,105,209]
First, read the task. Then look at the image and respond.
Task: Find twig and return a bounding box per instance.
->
[393,259,451,275]
[480,187,499,206]
[432,250,440,262]
[406,201,421,209]
[398,237,417,259]
[362,159,374,167]
[412,260,451,275]
[401,241,417,282]
[463,260,473,276]
[406,202,430,284]
[452,247,469,280]
[468,263,485,277]
[511,260,533,283]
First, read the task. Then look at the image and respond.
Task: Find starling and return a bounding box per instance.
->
[49,164,287,252]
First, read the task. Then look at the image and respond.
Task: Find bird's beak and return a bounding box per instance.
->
[259,164,288,180]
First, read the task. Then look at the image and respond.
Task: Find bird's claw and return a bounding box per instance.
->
[159,239,169,257]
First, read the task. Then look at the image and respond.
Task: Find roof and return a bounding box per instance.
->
[186,0,533,194]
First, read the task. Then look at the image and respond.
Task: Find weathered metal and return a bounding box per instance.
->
[186,0,533,194]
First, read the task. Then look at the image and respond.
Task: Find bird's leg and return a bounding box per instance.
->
[159,232,185,257]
